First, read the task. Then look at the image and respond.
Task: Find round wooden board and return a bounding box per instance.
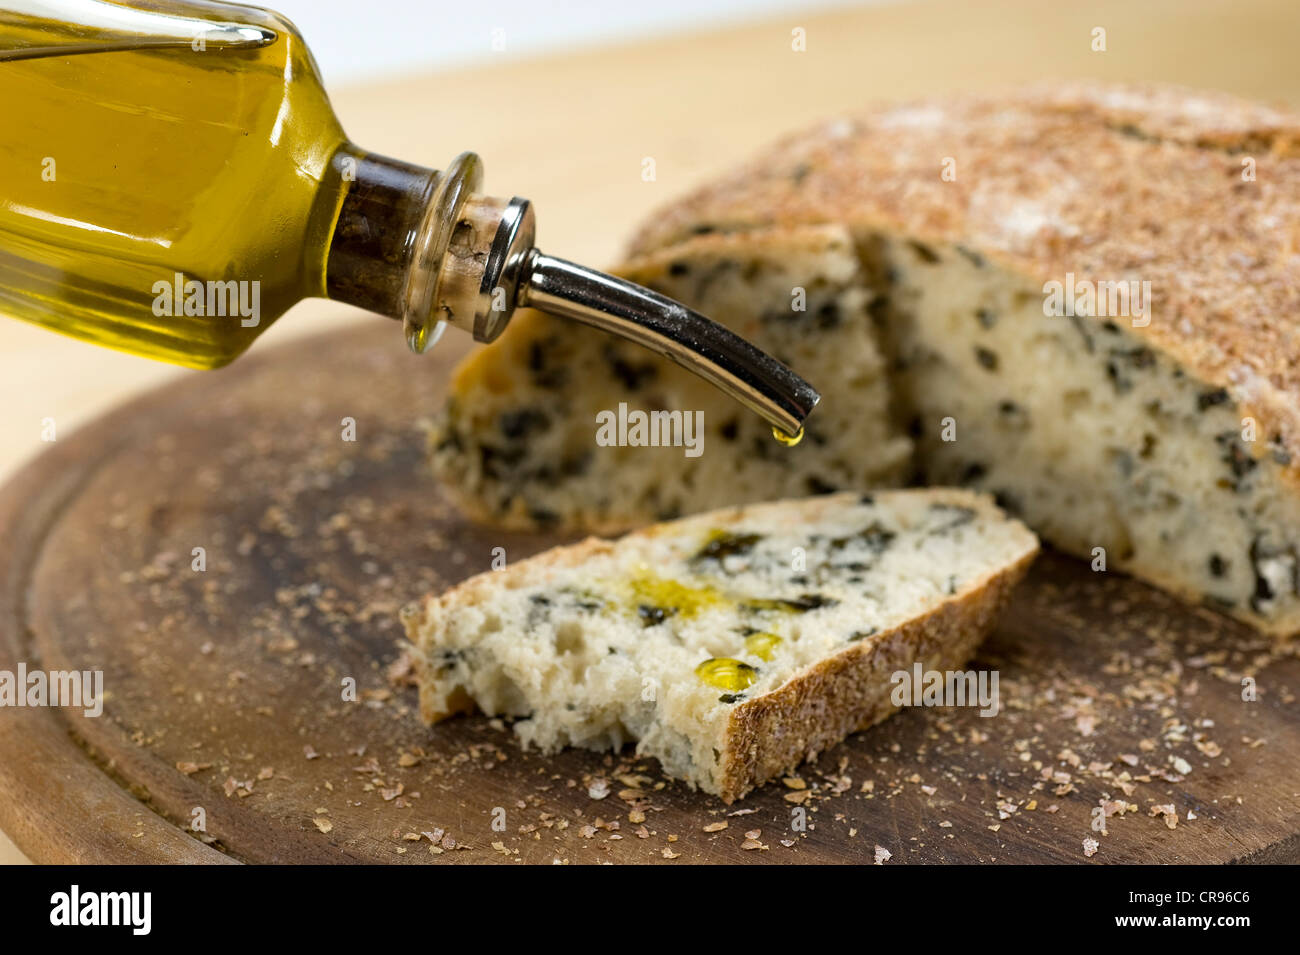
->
[1,321,1298,865]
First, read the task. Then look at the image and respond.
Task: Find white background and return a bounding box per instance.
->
[269,0,877,86]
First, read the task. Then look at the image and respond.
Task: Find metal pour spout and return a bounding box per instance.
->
[521,253,818,438]
[402,152,820,439]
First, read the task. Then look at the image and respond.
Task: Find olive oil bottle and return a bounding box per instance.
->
[0,0,818,436]
[0,0,349,366]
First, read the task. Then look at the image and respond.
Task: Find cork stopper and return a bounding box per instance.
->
[427,193,535,345]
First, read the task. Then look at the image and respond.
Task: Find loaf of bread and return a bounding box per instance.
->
[402,489,1037,801]
[433,82,1300,636]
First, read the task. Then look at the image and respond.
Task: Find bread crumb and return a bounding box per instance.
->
[1150,804,1179,829]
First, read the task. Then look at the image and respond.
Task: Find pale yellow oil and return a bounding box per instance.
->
[0,1,348,367]
[742,630,781,661]
[694,658,758,692]
[624,566,722,620]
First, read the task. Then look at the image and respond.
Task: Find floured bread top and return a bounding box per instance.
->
[625,82,1300,478]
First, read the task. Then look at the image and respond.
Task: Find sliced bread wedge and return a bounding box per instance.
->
[431,224,912,533]
[402,489,1038,801]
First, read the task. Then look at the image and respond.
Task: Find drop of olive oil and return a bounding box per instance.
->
[0,2,349,367]
[623,565,722,620]
[694,657,758,692]
[742,631,782,661]
[772,426,804,447]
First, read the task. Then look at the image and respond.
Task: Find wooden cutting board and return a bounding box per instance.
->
[6,0,1300,864]
[1,320,1297,865]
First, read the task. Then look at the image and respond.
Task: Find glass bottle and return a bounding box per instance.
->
[0,0,817,436]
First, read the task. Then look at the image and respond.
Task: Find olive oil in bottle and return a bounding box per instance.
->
[0,0,346,366]
[0,0,819,438]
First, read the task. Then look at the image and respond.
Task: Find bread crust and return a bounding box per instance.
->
[624,82,1300,480]
[719,548,1036,802]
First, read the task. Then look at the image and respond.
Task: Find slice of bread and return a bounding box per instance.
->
[402,489,1038,802]
[432,82,1300,636]
[431,225,912,533]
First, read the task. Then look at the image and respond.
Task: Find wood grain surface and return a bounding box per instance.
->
[3,0,1300,862]
[0,321,1297,864]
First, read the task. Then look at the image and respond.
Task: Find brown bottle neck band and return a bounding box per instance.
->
[324,149,437,319]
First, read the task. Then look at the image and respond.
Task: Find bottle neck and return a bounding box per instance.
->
[324,148,438,320]
[323,147,530,353]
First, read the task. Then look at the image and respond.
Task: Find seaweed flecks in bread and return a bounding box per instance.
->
[432,225,911,534]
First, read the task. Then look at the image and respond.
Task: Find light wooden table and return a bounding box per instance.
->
[2,0,1296,865]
